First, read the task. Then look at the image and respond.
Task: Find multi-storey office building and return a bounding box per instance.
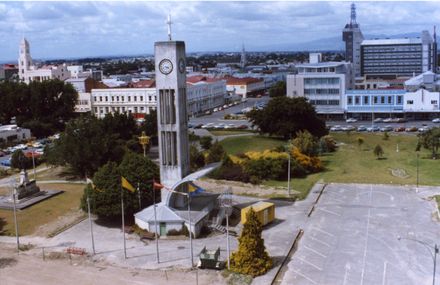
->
[342,3,364,77]
[360,31,437,78]
[286,58,353,119]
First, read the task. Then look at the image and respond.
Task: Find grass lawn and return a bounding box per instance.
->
[221,135,285,155]
[209,129,254,136]
[0,183,85,236]
[220,133,440,200]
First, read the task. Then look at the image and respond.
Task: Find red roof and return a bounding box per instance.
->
[226,77,263,85]
[130,80,156,88]
[3,64,17,70]
[186,75,224,84]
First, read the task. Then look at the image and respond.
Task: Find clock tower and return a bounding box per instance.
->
[155,40,190,203]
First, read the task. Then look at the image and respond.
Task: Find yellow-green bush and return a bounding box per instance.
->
[230,208,272,277]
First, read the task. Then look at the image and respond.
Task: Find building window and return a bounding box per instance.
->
[355,96,360,105]
[149,96,152,101]
[128,96,131,102]
[140,96,143,101]
[364,96,369,104]
[105,97,108,102]
[121,96,124,102]
[397,96,402,104]
[99,96,102,102]
[374,96,378,104]
[431,100,438,105]
[407,100,414,105]
[134,96,137,102]
[381,96,385,104]
[388,96,392,104]
[347,96,353,105]
[117,96,119,101]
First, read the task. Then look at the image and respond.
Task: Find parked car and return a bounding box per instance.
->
[432,118,440,123]
[201,123,214,129]
[395,118,407,123]
[341,126,355,131]
[237,124,248,129]
[357,126,367,132]
[380,126,393,132]
[373,118,384,123]
[394,127,405,132]
[224,124,236,129]
[383,118,394,123]
[213,123,225,129]
[346,118,357,123]
[405,126,418,132]
[330,125,342,132]
[367,126,380,132]
[193,123,204,129]
[418,127,430,133]
[0,158,11,167]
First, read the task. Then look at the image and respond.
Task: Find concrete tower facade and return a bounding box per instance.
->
[18,38,33,82]
[342,3,363,77]
[154,40,190,201]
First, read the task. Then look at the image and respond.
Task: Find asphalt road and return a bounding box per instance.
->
[188,97,270,126]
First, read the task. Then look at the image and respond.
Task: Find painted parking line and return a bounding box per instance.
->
[292,268,318,285]
[311,227,335,237]
[296,256,323,271]
[304,245,327,258]
[318,207,341,216]
[309,236,331,247]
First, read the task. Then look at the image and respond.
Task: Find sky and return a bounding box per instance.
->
[1,1,440,61]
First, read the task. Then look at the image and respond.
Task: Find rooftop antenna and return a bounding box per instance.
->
[434,25,437,43]
[166,14,172,41]
[350,3,357,25]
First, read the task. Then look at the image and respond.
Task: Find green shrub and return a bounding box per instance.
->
[292,130,319,156]
[199,136,213,150]
[319,135,337,153]
[206,141,225,164]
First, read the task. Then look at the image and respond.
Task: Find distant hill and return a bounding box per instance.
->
[254,32,429,52]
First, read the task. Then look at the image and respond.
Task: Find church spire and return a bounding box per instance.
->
[240,43,246,70]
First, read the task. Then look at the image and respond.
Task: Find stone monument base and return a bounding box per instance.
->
[0,190,63,210]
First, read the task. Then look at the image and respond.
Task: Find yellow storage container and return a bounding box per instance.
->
[241,201,275,226]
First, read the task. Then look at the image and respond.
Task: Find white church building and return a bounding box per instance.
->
[18,38,70,84]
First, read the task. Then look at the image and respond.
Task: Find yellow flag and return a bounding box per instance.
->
[121,177,135,192]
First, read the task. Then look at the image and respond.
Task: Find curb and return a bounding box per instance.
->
[270,228,304,285]
[307,183,327,218]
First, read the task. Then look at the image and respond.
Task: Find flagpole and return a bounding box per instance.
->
[121,184,127,259]
[187,193,194,267]
[152,180,160,263]
[137,182,141,210]
[87,193,96,255]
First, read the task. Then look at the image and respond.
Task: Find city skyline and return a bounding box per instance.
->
[1,1,440,61]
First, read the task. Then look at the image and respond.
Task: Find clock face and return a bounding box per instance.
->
[159,59,173,75]
[179,58,185,73]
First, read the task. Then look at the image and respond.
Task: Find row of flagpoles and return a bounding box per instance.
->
[85,175,203,264]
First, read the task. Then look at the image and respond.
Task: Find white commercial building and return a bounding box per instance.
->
[0,125,31,142]
[92,87,157,118]
[18,38,70,84]
[91,78,227,118]
[403,89,440,113]
[286,55,353,118]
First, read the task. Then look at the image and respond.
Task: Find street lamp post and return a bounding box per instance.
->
[138,131,150,158]
[416,151,420,188]
[398,236,438,285]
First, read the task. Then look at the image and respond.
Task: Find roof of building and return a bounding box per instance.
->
[404,71,439,87]
[225,76,263,85]
[134,203,184,223]
[362,38,423,45]
[65,77,88,83]
[3,64,18,70]
[296,61,350,69]
[129,79,156,88]
[186,76,225,85]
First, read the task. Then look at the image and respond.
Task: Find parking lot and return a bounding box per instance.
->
[328,119,440,133]
[282,183,440,285]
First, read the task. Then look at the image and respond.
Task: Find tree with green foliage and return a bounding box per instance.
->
[247,97,327,139]
[373,144,384,159]
[230,208,272,277]
[0,80,78,137]
[46,114,125,177]
[206,141,225,164]
[190,145,205,171]
[292,130,319,157]
[199,136,213,150]
[419,127,440,159]
[357,137,364,150]
[10,150,32,169]
[269,81,286,98]
[81,152,159,219]
[383,131,389,141]
[140,110,158,139]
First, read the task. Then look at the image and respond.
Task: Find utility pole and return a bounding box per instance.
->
[87,195,95,255]
[12,192,19,253]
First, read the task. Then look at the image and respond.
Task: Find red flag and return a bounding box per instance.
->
[153,181,164,190]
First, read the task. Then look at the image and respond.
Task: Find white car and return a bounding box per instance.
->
[383,118,394,123]
[201,123,214,129]
[432,118,440,123]
[224,124,236,129]
[346,118,357,123]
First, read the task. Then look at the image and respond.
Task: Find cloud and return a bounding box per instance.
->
[1,1,439,61]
